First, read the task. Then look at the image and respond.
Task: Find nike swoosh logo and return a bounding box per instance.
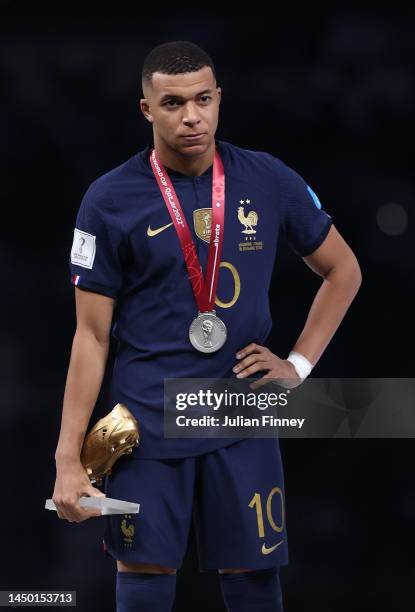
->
[261,540,284,555]
[147,222,173,237]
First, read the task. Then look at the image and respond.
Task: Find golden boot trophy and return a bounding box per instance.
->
[80,403,140,486]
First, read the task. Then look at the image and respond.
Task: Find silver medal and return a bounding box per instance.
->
[189,310,227,353]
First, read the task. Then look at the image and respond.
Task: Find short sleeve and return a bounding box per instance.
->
[69,183,125,298]
[279,166,333,257]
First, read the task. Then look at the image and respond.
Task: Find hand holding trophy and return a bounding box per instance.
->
[48,403,140,521]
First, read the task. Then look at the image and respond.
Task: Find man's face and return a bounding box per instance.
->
[140,66,221,157]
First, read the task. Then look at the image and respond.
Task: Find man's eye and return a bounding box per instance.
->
[164,96,211,107]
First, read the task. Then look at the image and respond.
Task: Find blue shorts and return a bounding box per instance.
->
[102,437,289,572]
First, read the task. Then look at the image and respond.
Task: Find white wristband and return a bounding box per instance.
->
[286,351,313,379]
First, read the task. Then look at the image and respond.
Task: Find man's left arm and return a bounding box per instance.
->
[233,224,362,383]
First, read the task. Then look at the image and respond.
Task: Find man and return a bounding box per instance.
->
[53,41,361,611]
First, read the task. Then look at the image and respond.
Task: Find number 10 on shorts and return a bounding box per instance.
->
[248,487,285,537]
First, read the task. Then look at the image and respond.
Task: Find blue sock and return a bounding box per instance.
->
[116,571,176,612]
[219,567,283,612]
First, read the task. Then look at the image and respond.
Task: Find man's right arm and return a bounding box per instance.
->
[53,287,115,523]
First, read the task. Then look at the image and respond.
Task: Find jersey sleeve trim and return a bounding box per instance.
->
[70,275,119,299]
[297,216,333,257]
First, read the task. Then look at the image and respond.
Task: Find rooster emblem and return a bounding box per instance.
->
[121,515,135,544]
[237,201,258,234]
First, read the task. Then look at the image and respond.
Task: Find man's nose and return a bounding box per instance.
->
[182,102,201,126]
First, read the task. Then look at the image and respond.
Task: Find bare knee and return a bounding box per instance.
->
[218,568,253,574]
[117,560,177,575]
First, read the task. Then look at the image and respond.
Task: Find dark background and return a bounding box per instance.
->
[2,4,414,611]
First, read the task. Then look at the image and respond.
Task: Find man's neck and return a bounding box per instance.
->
[153,137,215,177]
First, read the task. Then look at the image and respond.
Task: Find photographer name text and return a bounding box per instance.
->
[175,415,305,429]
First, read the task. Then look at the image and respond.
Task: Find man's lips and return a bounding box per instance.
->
[182,133,206,141]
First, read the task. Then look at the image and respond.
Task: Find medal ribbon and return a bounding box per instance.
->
[149,147,225,312]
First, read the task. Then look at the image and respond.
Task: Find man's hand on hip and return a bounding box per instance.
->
[233,342,300,389]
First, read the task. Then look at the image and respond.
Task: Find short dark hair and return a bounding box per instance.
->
[141,41,216,91]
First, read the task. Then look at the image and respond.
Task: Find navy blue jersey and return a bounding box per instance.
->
[69,139,332,459]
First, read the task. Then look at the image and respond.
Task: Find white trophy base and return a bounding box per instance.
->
[45,496,140,515]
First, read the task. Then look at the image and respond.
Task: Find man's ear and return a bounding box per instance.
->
[140,98,154,123]
[217,87,222,104]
